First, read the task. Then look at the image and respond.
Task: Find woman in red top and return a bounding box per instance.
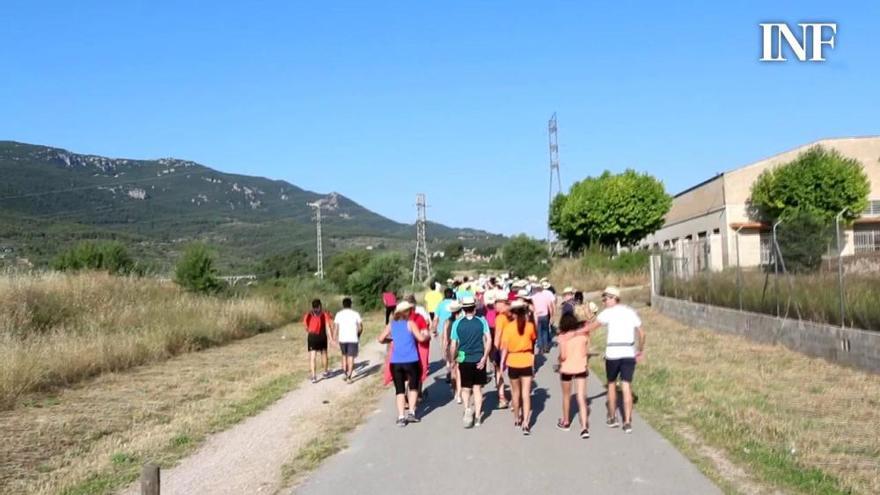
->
[303,299,334,383]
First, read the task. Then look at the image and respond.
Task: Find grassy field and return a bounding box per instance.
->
[0,271,294,409]
[660,269,880,331]
[590,307,880,494]
[0,310,383,495]
[551,257,648,293]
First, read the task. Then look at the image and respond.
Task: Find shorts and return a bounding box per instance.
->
[490,349,501,367]
[606,358,636,383]
[390,361,421,395]
[458,361,487,389]
[307,332,328,352]
[429,312,435,320]
[507,366,533,380]
[560,371,588,382]
[339,342,359,357]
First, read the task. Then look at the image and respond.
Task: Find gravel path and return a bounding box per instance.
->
[295,339,720,495]
[119,340,385,495]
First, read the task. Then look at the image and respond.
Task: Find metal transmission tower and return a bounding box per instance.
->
[412,193,432,284]
[547,112,562,254]
[307,201,325,279]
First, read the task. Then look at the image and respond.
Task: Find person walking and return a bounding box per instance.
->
[560,287,577,317]
[531,281,556,354]
[424,282,443,321]
[333,297,362,383]
[500,299,537,435]
[584,286,645,434]
[303,299,334,383]
[432,288,457,382]
[556,312,590,438]
[449,297,491,428]
[405,294,432,398]
[382,291,398,325]
[377,301,429,426]
[491,297,511,408]
[444,301,464,402]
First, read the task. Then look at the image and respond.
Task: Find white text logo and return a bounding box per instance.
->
[759,23,837,62]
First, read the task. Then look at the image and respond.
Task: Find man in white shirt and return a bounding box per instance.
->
[333,297,363,383]
[585,286,645,434]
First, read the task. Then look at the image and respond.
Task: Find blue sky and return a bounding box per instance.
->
[2,1,878,237]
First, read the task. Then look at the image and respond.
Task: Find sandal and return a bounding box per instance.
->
[556,419,571,431]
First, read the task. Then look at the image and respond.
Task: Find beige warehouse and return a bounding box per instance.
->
[642,136,880,271]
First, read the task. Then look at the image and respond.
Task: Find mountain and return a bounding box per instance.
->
[0,141,503,271]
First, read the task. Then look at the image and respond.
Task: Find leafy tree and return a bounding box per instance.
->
[442,241,464,260]
[259,249,311,279]
[750,145,870,222]
[326,250,373,293]
[175,243,222,294]
[347,253,408,310]
[550,170,671,251]
[501,235,550,277]
[431,264,454,286]
[775,210,832,273]
[52,241,135,275]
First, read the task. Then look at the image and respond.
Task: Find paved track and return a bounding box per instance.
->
[295,341,719,495]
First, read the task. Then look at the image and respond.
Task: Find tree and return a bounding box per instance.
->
[775,210,832,273]
[442,241,464,260]
[347,253,408,310]
[259,249,311,279]
[750,145,870,222]
[550,170,671,251]
[501,235,549,277]
[326,250,373,293]
[175,243,221,294]
[52,241,135,275]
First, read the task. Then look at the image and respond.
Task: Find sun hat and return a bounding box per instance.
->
[510,299,528,310]
[475,286,485,293]
[602,286,621,299]
[528,275,538,282]
[460,296,477,307]
[485,295,496,305]
[539,277,548,283]
[395,301,413,312]
[516,289,532,300]
[448,301,462,312]
[541,281,551,289]
[563,286,575,294]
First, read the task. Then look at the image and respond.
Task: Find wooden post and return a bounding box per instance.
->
[141,463,160,495]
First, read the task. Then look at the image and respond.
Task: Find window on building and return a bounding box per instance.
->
[713,228,720,235]
[863,200,880,216]
[854,226,880,253]
[759,233,773,266]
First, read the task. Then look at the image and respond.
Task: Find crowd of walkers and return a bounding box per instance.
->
[302,274,645,437]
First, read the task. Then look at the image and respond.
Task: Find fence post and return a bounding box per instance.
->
[735,226,744,311]
[772,220,782,318]
[836,208,849,328]
[141,463,160,495]
[649,254,656,300]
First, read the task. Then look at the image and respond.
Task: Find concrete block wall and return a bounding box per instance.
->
[652,295,880,374]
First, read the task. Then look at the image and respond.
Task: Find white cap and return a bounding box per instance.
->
[395,301,413,312]
[603,286,621,298]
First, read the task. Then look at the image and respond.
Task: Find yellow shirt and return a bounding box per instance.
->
[424,290,443,313]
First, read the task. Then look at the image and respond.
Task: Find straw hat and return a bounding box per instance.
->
[541,281,551,289]
[460,296,476,308]
[511,299,528,310]
[448,301,462,312]
[516,289,532,300]
[563,286,575,294]
[395,301,413,313]
[603,286,621,299]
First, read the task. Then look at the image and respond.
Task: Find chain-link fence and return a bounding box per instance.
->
[652,214,880,331]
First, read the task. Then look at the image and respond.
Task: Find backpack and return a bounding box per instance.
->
[305,312,328,335]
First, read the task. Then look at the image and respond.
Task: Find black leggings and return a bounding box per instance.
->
[391,362,421,394]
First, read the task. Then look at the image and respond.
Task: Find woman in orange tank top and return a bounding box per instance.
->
[557,311,591,438]
[500,300,537,435]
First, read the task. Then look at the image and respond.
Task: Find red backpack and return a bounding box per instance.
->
[305,312,328,335]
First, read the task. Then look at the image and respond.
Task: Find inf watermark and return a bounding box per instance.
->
[759,22,837,62]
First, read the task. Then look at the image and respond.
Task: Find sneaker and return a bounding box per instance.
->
[463,408,474,428]
[455,395,463,404]
[396,417,407,427]
[522,425,531,436]
[322,371,331,379]
[623,423,633,434]
[556,419,571,431]
[580,428,590,439]
[310,376,317,384]
[474,415,482,428]
[405,412,420,424]
[606,416,620,428]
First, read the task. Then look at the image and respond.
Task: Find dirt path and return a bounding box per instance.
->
[119,340,384,495]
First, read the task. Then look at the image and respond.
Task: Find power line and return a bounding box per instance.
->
[412,193,432,284]
[547,112,562,255]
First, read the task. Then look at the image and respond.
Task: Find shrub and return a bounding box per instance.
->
[175,243,222,294]
[326,250,373,293]
[52,241,135,275]
[258,249,312,280]
[347,253,408,310]
[502,235,550,277]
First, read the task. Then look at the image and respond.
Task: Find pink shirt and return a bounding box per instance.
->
[531,289,556,317]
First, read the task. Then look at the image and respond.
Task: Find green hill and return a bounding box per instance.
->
[0,141,502,272]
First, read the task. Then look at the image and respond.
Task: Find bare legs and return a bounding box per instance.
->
[607,380,633,424]
[560,379,572,425]
[575,377,588,430]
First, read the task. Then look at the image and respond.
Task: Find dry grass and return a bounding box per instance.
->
[551,258,648,293]
[0,322,316,494]
[591,308,880,494]
[0,271,289,409]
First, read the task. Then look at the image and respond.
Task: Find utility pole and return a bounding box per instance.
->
[547,112,562,255]
[412,193,432,284]
[308,201,324,279]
